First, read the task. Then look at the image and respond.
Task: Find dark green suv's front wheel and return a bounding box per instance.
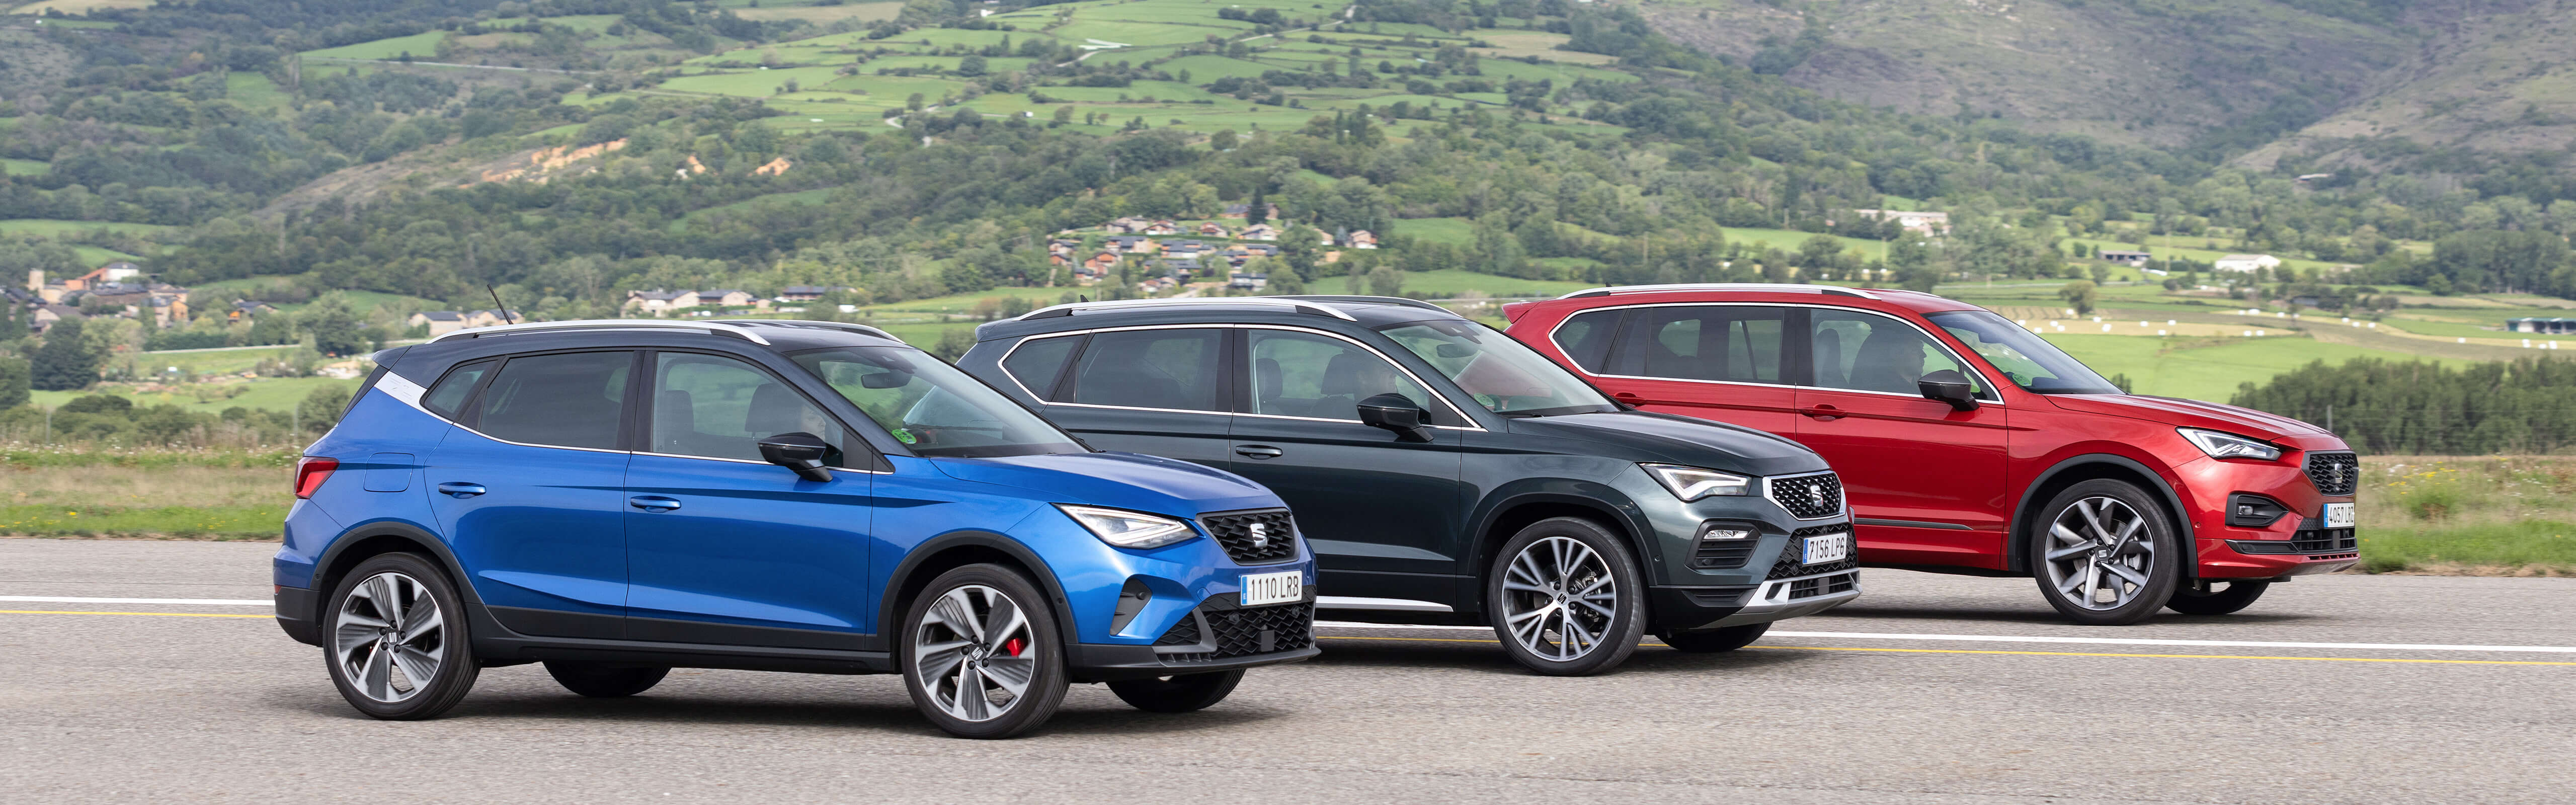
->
[1486,517,1647,676]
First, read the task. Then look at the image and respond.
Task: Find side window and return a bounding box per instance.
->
[1064,329,1226,412]
[1611,306,1786,383]
[1809,310,1988,398]
[1247,330,1440,421]
[1001,335,1081,400]
[422,359,496,419]
[1551,309,1622,373]
[472,352,631,450]
[650,352,848,463]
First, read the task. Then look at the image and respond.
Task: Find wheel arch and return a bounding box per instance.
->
[2005,454,2198,580]
[879,531,1079,648]
[308,520,483,628]
[1467,490,1657,617]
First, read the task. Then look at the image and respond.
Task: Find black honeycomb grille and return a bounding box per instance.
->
[1787,572,1859,600]
[1769,524,1859,580]
[1768,472,1845,519]
[1200,509,1299,565]
[2305,452,2360,496]
[1154,602,1314,662]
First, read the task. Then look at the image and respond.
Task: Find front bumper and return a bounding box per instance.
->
[1650,568,1863,632]
[1065,642,1321,682]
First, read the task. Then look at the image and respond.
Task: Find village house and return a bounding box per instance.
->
[1346,229,1378,249]
[1104,216,1155,234]
[1228,272,1268,290]
[1221,203,1278,220]
[1107,235,1160,255]
[2099,250,2153,267]
[409,311,469,337]
[1162,239,1211,258]
[1084,250,1123,273]
[1849,209,1951,236]
[1157,257,1203,278]
[31,304,82,335]
[1142,219,1180,236]
[227,300,276,322]
[778,285,854,303]
[463,309,521,328]
[625,289,694,314]
[2213,254,2282,273]
[1239,223,1281,241]
[1195,221,1229,237]
[1073,264,1105,284]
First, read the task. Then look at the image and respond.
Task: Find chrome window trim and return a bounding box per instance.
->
[1763,469,1849,521]
[376,381,632,456]
[995,323,1486,431]
[632,450,889,474]
[1544,301,2004,407]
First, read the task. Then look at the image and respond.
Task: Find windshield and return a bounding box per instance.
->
[788,347,1086,458]
[1925,310,2124,394]
[1377,319,1619,417]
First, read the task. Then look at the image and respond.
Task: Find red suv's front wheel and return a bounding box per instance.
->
[2030,480,2183,625]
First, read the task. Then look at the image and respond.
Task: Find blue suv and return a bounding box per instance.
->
[273,319,1317,738]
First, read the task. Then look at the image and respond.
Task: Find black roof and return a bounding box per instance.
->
[973,296,1464,342]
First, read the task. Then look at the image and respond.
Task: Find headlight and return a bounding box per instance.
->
[1642,463,1753,502]
[2178,428,2283,461]
[1056,504,1198,549]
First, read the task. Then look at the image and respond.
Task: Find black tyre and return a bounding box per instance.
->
[1485,517,1647,676]
[2029,479,2183,625]
[2165,580,2271,615]
[1106,670,1245,713]
[323,553,480,720]
[543,662,671,697]
[1657,622,1769,653]
[899,564,1070,739]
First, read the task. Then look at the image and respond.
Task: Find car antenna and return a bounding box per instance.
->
[487,284,515,325]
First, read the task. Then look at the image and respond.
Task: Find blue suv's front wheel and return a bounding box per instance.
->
[900,565,1072,739]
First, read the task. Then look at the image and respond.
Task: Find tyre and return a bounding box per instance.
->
[1657,622,1768,653]
[2165,580,2271,615]
[1106,670,1245,713]
[900,564,1070,739]
[2029,479,2183,625]
[323,553,480,720]
[543,662,671,697]
[1486,517,1647,676]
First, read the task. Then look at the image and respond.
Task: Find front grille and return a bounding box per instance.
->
[2232,529,2357,555]
[1769,524,1860,579]
[1693,540,1755,569]
[1786,572,1859,600]
[1154,601,1314,663]
[1199,509,1299,565]
[2305,452,2360,496]
[1767,471,1845,519]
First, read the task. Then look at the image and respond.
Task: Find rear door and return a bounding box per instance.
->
[1794,308,2010,568]
[1004,327,1237,470]
[1590,304,1800,438]
[424,350,636,639]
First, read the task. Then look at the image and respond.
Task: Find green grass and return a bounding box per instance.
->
[301,31,450,60]
[1392,216,1473,246]
[222,72,291,112]
[0,504,287,540]
[70,245,143,266]
[1723,226,1889,259]
[2359,520,2576,575]
[30,377,359,415]
[1304,269,1597,297]
[1,158,45,177]
[2040,334,2459,402]
[0,218,180,237]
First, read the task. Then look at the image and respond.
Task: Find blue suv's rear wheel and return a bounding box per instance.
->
[901,565,1070,739]
[324,553,480,719]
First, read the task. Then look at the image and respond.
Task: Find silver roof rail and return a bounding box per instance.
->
[1271,295,1457,315]
[428,319,772,346]
[720,319,905,343]
[1014,296,1357,321]
[1555,283,1881,301]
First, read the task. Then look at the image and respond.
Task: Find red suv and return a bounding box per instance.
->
[1501,284,2360,624]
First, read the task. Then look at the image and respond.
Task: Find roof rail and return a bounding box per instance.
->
[1272,295,1458,315]
[1014,296,1357,321]
[428,319,773,346]
[1555,283,1881,301]
[721,319,905,343]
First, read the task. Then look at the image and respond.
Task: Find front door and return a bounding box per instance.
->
[424,350,636,639]
[1796,309,2010,569]
[1025,327,1237,469]
[1226,328,1469,593]
[621,351,876,649]
[1595,304,1800,438]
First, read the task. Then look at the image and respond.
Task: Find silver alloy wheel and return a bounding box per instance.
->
[911,584,1039,722]
[2042,496,2157,610]
[1499,536,1618,661]
[333,571,446,703]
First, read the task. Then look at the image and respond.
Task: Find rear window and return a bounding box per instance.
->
[1000,335,1081,399]
[1551,309,1621,373]
[1063,329,1227,412]
[471,352,632,450]
[422,359,496,419]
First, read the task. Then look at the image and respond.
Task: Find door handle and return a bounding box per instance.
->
[1612,391,1642,400]
[628,495,683,512]
[435,482,486,499]
[1235,445,1284,460]
[1801,405,1844,421]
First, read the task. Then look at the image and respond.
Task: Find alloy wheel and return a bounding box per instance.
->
[911,585,1039,722]
[2042,497,2158,611]
[1498,536,1619,661]
[333,571,447,703]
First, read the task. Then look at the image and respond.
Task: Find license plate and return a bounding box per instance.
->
[1239,570,1303,606]
[2323,502,2355,529]
[1802,532,1852,565]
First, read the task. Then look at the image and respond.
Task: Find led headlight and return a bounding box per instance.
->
[2179,428,2283,461]
[1056,504,1198,549]
[1642,463,1753,502]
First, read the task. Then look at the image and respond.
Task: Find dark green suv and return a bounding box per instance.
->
[957,296,1860,675]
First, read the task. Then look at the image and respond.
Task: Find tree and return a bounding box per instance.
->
[1052,105,1074,126]
[2058,280,2099,315]
[0,356,28,409]
[957,55,987,76]
[1210,129,1238,150]
[300,383,354,435]
[1245,186,1269,226]
[303,295,368,357]
[1365,266,1404,297]
[29,317,100,391]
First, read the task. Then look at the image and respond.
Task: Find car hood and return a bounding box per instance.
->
[928,451,1279,517]
[2045,393,2339,444]
[1508,411,1828,476]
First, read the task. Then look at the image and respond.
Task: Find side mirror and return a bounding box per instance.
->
[1917,369,1980,413]
[756,432,838,481]
[1356,393,1433,442]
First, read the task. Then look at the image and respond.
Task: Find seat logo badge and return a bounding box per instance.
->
[1248,522,1270,549]
[1809,485,1829,509]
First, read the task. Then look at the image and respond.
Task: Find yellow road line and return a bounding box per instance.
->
[1316,635,2576,666]
[1,610,270,619]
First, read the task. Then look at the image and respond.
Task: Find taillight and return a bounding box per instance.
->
[294,456,339,499]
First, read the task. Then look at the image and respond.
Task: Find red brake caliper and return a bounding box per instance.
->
[1003,638,1025,657]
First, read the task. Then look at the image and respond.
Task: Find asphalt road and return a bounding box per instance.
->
[4,539,2571,804]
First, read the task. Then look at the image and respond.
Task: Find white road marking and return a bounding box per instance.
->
[0,596,270,606]
[1317,621,2576,654]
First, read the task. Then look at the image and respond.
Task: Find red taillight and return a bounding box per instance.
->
[293,456,339,499]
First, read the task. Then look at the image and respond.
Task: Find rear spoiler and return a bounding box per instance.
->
[1501,300,1537,324]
